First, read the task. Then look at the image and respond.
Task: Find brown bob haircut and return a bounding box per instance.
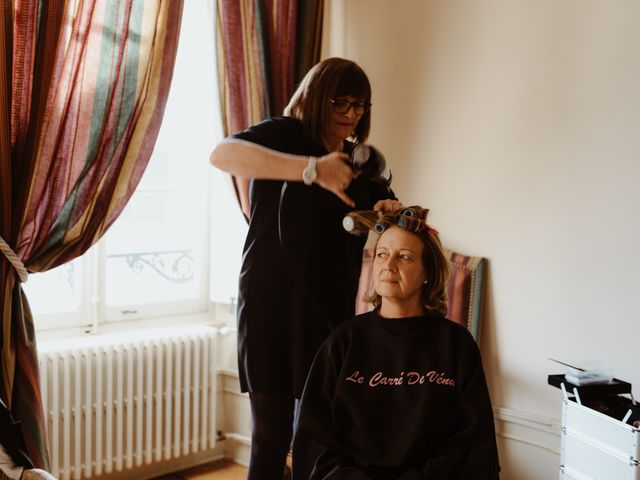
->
[283,57,372,147]
[358,208,450,316]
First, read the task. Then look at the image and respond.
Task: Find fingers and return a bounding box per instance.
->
[334,192,356,208]
[315,155,398,210]
[373,199,405,214]
[332,151,350,163]
[330,168,355,207]
[315,153,355,206]
[325,174,355,207]
[334,190,355,208]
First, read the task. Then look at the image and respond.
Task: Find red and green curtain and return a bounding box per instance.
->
[0,0,183,468]
[216,0,324,218]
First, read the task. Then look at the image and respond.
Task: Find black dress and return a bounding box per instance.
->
[292,310,501,480]
[231,116,395,397]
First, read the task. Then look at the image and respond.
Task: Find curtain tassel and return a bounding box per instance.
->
[0,235,28,283]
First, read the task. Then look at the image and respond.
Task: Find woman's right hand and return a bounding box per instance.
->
[315,152,355,207]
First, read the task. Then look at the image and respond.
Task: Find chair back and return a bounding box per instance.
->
[445,249,486,341]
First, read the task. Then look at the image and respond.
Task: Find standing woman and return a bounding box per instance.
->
[209,58,400,479]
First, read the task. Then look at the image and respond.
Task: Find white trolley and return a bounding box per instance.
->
[549,375,640,480]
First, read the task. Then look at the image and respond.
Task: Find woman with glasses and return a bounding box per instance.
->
[210,57,401,479]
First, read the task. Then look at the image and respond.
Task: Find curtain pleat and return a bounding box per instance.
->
[216,0,324,218]
[295,0,323,83]
[0,0,183,468]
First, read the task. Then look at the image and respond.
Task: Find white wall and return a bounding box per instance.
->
[324,0,640,477]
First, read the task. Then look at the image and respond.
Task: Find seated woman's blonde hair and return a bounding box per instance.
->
[344,206,450,316]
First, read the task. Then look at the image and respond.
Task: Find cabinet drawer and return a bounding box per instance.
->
[563,398,640,462]
[562,431,639,479]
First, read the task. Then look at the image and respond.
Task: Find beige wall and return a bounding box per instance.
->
[324,0,640,477]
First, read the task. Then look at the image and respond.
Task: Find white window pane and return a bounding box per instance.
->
[23,259,83,328]
[105,189,205,307]
[210,168,248,303]
[103,0,216,318]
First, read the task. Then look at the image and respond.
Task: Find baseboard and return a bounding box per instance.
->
[221,435,251,467]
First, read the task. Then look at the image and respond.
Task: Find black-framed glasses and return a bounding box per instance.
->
[330,98,371,115]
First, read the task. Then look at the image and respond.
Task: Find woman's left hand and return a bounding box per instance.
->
[373,199,404,215]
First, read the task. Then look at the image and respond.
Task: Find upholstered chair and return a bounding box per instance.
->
[444,249,487,341]
[0,469,56,480]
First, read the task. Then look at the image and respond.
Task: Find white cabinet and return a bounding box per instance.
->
[560,397,639,479]
[549,375,640,480]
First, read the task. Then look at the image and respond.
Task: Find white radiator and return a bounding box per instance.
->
[38,325,218,480]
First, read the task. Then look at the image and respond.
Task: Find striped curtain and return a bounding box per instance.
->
[216,0,324,217]
[0,0,183,468]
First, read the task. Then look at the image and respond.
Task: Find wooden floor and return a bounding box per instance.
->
[153,460,247,480]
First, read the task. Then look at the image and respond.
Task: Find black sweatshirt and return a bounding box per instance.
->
[293,310,500,480]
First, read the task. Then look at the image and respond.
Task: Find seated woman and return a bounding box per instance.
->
[292,207,500,479]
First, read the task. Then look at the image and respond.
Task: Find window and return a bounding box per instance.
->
[25,1,247,333]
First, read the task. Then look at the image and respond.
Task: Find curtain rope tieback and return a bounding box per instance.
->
[0,235,28,283]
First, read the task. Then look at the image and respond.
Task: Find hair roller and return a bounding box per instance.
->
[373,220,390,234]
[343,210,380,235]
[398,215,426,233]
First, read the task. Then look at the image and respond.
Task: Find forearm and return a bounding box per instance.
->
[209,138,307,181]
[210,138,356,206]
